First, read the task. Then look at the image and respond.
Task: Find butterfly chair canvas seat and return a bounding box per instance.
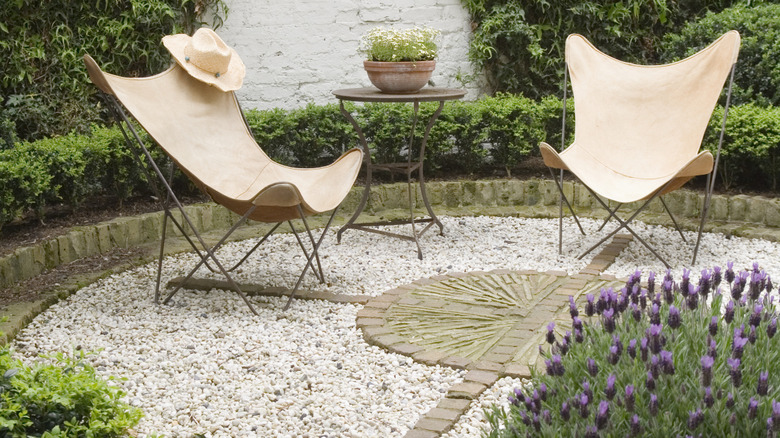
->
[84,55,363,312]
[540,31,740,267]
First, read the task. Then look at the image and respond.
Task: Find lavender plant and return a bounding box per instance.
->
[484,263,780,437]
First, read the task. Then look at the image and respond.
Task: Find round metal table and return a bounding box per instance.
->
[333,87,466,259]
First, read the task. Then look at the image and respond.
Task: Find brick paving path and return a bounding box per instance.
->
[356,234,634,437]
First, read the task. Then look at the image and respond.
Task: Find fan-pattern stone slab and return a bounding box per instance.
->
[354,234,635,437]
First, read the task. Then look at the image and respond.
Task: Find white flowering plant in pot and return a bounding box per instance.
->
[359,26,441,93]
[359,26,440,62]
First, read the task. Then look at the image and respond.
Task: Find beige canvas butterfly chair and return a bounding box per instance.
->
[540,31,740,268]
[83,55,363,312]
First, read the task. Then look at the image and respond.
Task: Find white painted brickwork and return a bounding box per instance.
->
[216,0,484,110]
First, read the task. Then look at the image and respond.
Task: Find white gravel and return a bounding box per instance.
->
[11,215,780,437]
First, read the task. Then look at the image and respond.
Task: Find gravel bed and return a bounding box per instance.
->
[10,215,780,437]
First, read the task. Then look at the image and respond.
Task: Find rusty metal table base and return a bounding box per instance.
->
[333,87,465,260]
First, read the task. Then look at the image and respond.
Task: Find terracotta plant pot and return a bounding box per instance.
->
[363,60,436,94]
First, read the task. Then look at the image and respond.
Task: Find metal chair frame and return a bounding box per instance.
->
[551,62,738,268]
[103,93,334,313]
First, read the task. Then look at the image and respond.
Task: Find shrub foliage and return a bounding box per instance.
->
[0,348,142,436]
[0,0,227,146]
[461,0,737,97]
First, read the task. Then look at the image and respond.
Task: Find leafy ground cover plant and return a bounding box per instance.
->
[485,263,780,437]
[0,348,142,436]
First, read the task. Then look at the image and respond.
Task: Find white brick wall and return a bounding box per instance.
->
[215,0,484,110]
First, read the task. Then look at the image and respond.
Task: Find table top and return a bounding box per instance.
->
[333,87,466,103]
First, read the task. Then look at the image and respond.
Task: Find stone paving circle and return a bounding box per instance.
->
[357,234,633,437]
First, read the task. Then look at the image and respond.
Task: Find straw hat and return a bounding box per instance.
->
[162,28,245,92]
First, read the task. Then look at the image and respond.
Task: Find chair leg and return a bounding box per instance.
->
[226,222,283,272]
[692,175,715,265]
[163,206,259,315]
[284,206,339,311]
[289,219,325,283]
[549,168,586,254]
[597,203,622,232]
[579,184,671,269]
[659,196,687,243]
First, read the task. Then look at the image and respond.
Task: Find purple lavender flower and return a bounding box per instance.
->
[573,316,583,332]
[668,305,681,330]
[725,300,735,324]
[750,303,764,328]
[701,355,714,387]
[552,355,565,376]
[630,303,641,322]
[556,338,570,356]
[713,265,723,288]
[524,394,535,412]
[708,337,718,359]
[681,268,691,296]
[640,289,647,310]
[630,414,641,436]
[625,385,635,411]
[660,350,675,375]
[546,321,556,344]
[646,370,656,391]
[569,295,579,318]
[686,284,699,310]
[699,268,712,297]
[726,392,735,409]
[585,293,595,317]
[648,271,656,294]
[749,397,759,419]
[640,337,649,362]
[560,401,570,421]
[575,328,584,343]
[519,410,530,425]
[726,261,735,284]
[538,383,548,401]
[732,336,749,359]
[541,409,551,424]
[532,412,541,431]
[595,400,610,430]
[688,408,703,430]
[579,393,589,418]
[749,270,765,301]
[707,315,719,337]
[587,358,599,377]
[662,279,674,303]
[628,339,637,359]
[647,324,663,354]
[749,325,758,344]
[732,275,743,301]
[508,395,518,405]
[602,308,615,333]
[772,400,780,427]
[649,393,659,416]
[583,380,593,402]
[728,357,742,387]
[769,418,775,435]
[703,387,714,408]
[605,374,617,400]
[650,355,660,379]
[767,274,774,294]
[758,371,769,396]
[608,345,619,365]
[650,303,661,325]
[769,317,778,339]
[584,425,598,438]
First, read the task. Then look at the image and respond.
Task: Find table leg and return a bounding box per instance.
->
[417,101,445,235]
[336,100,372,244]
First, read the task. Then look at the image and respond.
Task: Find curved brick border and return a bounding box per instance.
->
[358,234,634,437]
